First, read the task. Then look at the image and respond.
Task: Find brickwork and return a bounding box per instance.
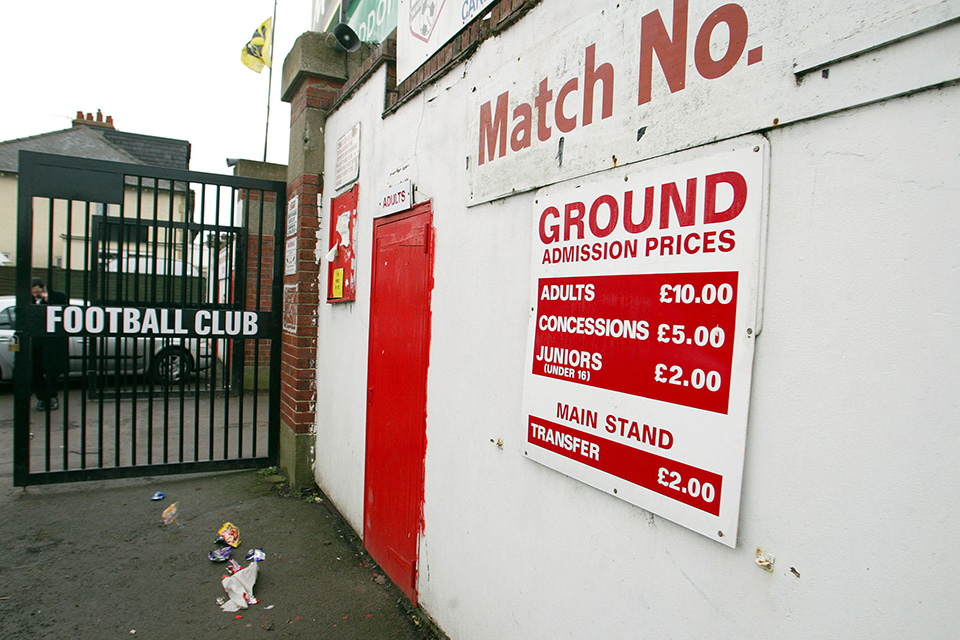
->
[383,0,539,114]
[290,77,346,123]
[280,171,321,435]
[238,189,278,202]
[322,1,538,118]
[329,39,397,112]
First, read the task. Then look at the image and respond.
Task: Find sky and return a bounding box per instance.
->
[2,1,314,175]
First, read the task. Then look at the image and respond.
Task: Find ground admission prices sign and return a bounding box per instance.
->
[522,137,768,546]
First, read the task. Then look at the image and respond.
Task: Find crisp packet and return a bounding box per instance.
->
[161,502,178,525]
[150,491,165,501]
[245,548,266,562]
[217,522,241,548]
[209,546,232,562]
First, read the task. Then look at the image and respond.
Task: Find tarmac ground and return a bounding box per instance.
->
[0,385,441,639]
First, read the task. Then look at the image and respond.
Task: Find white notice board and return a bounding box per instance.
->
[521,136,768,546]
[286,195,299,238]
[335,123,361,190]
[285,237,297,276]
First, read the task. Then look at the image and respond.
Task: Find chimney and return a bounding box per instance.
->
[72,109,116,129]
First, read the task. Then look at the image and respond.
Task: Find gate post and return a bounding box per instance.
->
[279,32,364,489]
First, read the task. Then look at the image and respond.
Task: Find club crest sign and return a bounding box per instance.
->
[410,0,446,43]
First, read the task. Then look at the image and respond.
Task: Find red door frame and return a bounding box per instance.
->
[363,202,433,605]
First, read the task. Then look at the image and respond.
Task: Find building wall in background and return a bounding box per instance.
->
[0,175,16,264]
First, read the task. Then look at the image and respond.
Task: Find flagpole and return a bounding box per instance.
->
[263,0,278,162]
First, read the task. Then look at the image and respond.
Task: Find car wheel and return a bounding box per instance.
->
[150,347,194,385]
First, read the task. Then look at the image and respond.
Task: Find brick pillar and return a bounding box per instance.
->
[279,32,369,489]
[278,172,320,489]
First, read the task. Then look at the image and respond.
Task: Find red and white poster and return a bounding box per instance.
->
[327,185,359,303]
[522,137,768,546]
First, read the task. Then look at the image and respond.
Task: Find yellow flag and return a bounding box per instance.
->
[241,17,273,73]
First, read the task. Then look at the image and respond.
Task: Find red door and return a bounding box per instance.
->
[364,203,433,604]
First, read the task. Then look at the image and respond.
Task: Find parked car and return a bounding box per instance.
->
[0,296,211,384]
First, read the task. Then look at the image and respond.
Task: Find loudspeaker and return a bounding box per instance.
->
[333,22,361,52]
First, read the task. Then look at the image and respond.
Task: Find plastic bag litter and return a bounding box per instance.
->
[161,502,179,525]
[219,562,259,612]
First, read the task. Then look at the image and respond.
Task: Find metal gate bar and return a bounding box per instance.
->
[13,151,284,486]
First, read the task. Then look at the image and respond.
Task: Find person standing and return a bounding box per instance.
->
[30,277,68,411]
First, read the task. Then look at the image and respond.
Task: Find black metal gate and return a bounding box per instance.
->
[12,151,284,485]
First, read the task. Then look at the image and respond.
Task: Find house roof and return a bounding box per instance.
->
[0,120,191,174]
[100,129,191,169]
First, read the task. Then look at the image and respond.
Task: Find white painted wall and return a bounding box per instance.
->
[312,1,960,638]
[313,66,390,534]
